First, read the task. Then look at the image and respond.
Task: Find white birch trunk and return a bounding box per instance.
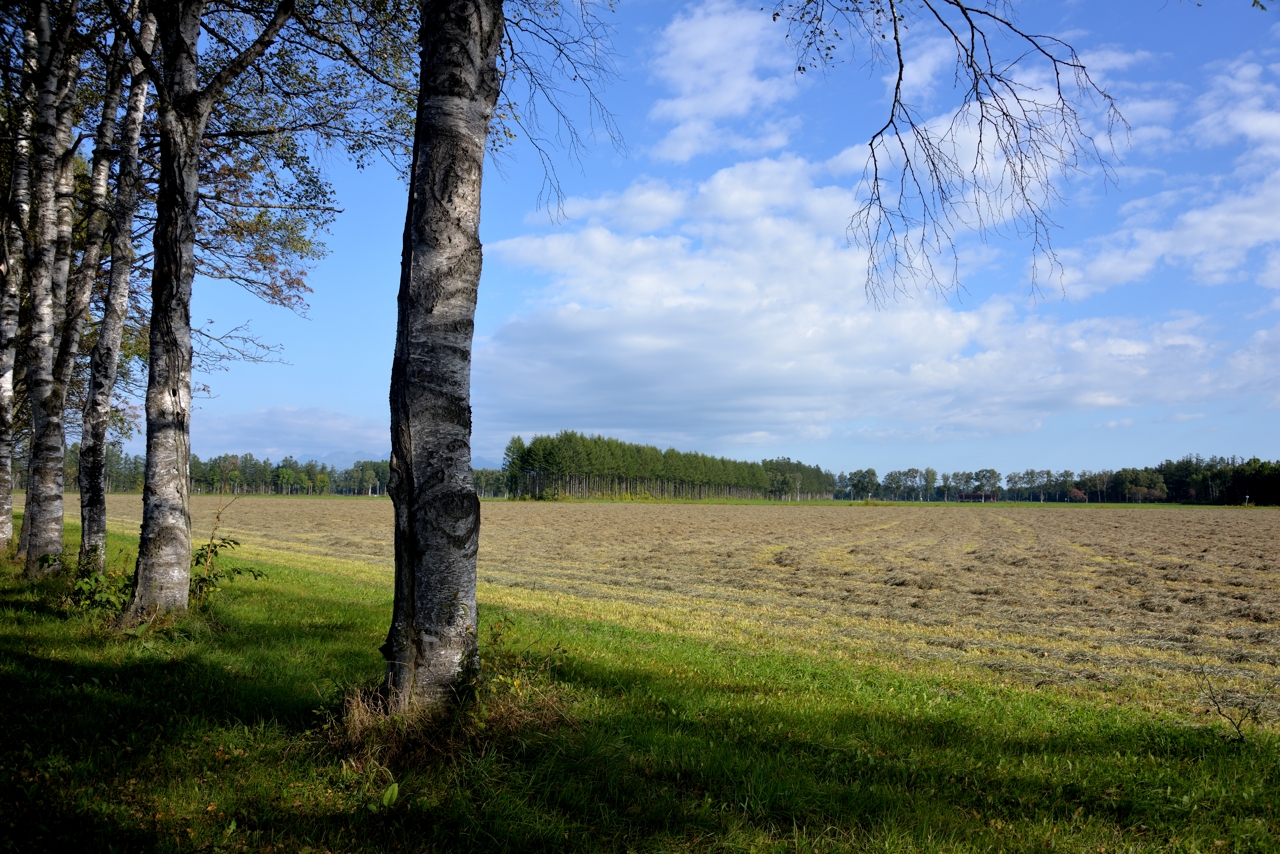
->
[0,26,37,550]
[382,0,504,709]
[122,0,294,620]
[79,10,153,573]
[21,3,83,577]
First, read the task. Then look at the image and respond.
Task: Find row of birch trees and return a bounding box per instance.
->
[0,1,414,620]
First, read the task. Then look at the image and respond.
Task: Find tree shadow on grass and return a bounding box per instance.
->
[1,586,1277,853]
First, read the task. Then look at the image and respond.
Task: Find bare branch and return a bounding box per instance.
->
[193,320,286,372]
[772,0,1125,300]
[497,0,625,212]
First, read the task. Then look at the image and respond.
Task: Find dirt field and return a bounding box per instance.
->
[72,495,1279,714]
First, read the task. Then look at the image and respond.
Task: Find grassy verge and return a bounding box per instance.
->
[0,517,1276,852]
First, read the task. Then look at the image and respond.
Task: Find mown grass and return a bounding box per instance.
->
[0,513,1277,853]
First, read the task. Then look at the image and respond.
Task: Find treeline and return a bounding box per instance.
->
[843,455,1280,505]
[498,432,836,500]
[42,441,1279,506]
[487,437,1280,506]
[187,455,391,496]
[37,446,393,497]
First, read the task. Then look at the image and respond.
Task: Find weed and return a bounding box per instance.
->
[1196,660,1267,743]
[189,497,263,609]
[50,547,133,614]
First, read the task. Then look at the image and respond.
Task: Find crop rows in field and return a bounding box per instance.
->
[82,495,1280,716]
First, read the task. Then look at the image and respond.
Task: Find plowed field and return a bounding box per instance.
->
[74,495,1280,717]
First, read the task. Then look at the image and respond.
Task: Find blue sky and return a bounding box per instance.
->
[184,0,1280,474]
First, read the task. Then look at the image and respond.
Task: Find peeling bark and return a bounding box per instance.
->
[382,0,503,709]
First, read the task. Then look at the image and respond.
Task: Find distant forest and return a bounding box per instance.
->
[29,445,392,497]
[22,436,1280,505]
[485,432,1280,506]
[493,432,835,500]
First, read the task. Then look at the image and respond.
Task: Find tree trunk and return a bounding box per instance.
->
[80,10,153,573]
[0,25,37,551]
[122,99,203,619]
[122,0,294,621]
[21,4,82,577]
[382,0,504,710]
[31,12,131,575]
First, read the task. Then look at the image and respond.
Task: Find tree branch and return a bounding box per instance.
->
[198,0,296,112]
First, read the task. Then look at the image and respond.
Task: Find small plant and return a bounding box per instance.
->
[1196,661,1264,743]
[189,498,264,609]
[62,548,131,613]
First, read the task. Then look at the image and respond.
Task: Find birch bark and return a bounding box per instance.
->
[25,8,132,576]
[120,0,294,620]
[0,26,37,551]
[21,1,83,577]
[382,0,504,709]
[79,10,154,573]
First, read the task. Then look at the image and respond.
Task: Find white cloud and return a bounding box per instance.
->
[649,0,801,161]
[560,179,690,232]
[1078,47,1154,75]
[476,152,1276,455]
[1059,60,1280,298]
[888,38,956,105]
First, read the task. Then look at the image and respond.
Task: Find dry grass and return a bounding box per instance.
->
[65,493,398,569]
[75,495,1280,719]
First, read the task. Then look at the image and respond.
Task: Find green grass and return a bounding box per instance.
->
[0,517,1276,852]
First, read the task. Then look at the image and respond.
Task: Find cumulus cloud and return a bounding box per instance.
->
[475,150,1276,456]
[649,0,801,161]
[464,23,1280,463]
[1060,60,1280,298]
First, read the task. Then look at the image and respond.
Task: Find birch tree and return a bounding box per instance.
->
[381,0,504,709]
[77,8,154,572]
[112,0,296,621]
[18,1,143,577]
[382,0,617,707]
[96,0,417,617]
[0,10,35,551]
[0,0,143,573]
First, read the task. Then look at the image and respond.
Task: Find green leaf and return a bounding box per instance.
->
[381,782,399,808]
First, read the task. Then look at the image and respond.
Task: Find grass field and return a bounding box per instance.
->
[1,497,1277,851]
